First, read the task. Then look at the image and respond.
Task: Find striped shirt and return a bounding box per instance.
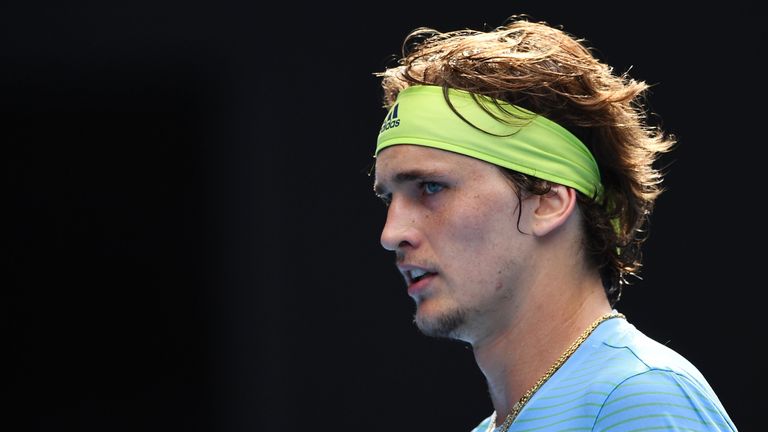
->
[470,316,737,431]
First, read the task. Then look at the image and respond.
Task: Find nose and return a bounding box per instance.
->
[380,198,421,252]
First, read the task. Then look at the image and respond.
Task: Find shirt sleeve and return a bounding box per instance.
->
[591,369,737,431]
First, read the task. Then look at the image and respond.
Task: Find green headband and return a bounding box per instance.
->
[375,85,602,198]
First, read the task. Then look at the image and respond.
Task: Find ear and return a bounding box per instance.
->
[531,185,578,237]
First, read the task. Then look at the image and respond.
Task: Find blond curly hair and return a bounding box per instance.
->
[376,16,676,304]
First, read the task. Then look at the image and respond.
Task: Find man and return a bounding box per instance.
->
[371,17,737,431]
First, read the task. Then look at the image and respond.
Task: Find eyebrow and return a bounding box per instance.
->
[373,169,446,195]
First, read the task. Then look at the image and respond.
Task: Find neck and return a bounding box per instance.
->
[471,273,611,423]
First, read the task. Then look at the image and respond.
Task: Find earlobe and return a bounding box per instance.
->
[531,185,577,237]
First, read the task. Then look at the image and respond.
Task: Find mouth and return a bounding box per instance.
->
[399,265,439,296]
[407,268,436,283]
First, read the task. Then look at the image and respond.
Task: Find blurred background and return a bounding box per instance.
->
[3,2,764,430]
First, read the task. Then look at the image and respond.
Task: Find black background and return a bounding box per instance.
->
[4,2,764,431]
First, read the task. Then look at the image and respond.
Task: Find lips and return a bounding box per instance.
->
[397,264,438,297]
[407,273,437,297]
[409,268,431,281]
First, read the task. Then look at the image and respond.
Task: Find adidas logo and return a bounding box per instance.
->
[379,103,400,133]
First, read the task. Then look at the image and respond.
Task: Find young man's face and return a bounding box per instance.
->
[374,145,538,343]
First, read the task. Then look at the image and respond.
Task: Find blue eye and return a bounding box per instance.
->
[423,182,444,195]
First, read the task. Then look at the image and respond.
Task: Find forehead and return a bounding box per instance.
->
[375,145,490,182]
[375,144,503,190]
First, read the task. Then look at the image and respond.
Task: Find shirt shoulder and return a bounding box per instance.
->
[588,319,738,431]
[469,317,737,431]
[591,368,737,431]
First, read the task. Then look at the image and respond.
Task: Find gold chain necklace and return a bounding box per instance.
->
[486,311,625,432]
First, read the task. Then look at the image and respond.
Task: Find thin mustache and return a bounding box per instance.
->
[395,250,405,264]
[394,251,438,271]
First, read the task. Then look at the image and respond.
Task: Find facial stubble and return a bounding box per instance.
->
[413,304,469,340]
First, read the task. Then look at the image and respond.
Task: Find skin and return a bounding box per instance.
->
[374,144,612,423]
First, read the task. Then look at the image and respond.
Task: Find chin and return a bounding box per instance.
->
[413,305,467,340]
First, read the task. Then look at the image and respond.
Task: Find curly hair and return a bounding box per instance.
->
[375,16,676,305]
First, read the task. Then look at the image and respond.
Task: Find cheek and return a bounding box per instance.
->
[452,191,517,244]
[438,195,519,272]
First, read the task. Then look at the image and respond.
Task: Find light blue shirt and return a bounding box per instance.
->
[471,315,737,431]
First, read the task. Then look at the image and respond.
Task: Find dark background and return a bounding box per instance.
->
[4,2,764,431]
